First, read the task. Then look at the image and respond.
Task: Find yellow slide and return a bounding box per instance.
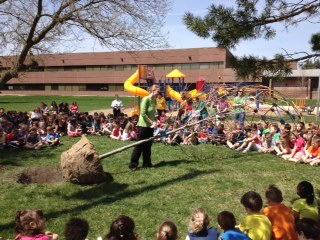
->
[190,89,206,101]
[166,86,207,103]
[124,70,150,97]
[124,70,205,103]
[166,85,183,103]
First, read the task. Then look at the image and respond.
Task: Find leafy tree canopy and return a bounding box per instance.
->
[183,0,320,80]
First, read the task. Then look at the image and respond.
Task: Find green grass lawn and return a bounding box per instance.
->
[0,137,319,239]
[0,95,135,113]
[0,95,319,239]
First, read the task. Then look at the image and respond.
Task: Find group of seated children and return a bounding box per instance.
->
[0,103,142,150]
[1,125,61,150]
[221,121,320,166]
[6,181,320,240]
[2,100,320,165]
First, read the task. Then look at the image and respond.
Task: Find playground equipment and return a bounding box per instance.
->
[123,68,302,126]
[124,67,207,105]
[124,70,150,98]
[206,84,303,128]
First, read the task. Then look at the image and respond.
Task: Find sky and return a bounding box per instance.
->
[163,0,316,59]
[78,0,317,59]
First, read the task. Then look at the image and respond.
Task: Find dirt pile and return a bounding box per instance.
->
[16,167,63,184]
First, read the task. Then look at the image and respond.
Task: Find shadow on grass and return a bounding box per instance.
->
[155,159,198,167]
[0,149,58,167]
[110,159,198,175]
[0,101,29,103]
[0,167,220,232]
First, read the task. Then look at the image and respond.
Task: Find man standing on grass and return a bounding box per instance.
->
[111,95,123,119]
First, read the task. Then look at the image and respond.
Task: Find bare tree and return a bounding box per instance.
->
[0,0,172,88]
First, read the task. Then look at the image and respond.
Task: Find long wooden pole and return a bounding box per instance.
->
[99,117,212,160]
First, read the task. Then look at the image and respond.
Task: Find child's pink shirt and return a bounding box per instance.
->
[295,137,306,154]
[16,234,49,240]
[253,133,261,145]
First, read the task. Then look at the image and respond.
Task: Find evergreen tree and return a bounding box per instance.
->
[183,0,320,80]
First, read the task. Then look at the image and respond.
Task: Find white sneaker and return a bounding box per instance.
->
[310,162,318,167]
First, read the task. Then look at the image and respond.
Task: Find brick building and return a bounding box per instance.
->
[0,48,244,96]
[1,47,318,99]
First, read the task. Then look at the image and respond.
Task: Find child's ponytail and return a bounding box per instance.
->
[297,181,315,205]
[14,209,45,237]
[157,221,178,240]
[15,210,26,234]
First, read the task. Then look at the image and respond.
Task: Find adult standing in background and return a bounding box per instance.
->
[111,95,123,119]
[233,89,248,131]
[156,92,167,119]
[129,85,160,171]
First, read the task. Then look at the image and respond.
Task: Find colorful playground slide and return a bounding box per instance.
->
[166,85,183,103]
[124,70,150,98]
[124,70,206,102]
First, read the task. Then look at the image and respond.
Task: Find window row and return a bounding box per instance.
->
[40,62,225,72]
[5,83,188,92]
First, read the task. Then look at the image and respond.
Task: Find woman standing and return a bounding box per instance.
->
[233,89,247,131]
[129,85,160,171]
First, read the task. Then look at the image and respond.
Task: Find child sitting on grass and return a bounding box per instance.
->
[15,209,58,240]
[236,124,261,153]
[165,124,183,146]
[197,128,210,144]
[110,123,122,141]
[185,208,219,240]
[282,133,306,162]
[292,181,319,221]
[45,126,60,146]
[157,221,178,240]
[226,124,244,149]
[217,211,250,240]
[64,217,89,240]
[274,132,292,156]
[302,136,320,166]
[182,130,199,145]
[25,127,43,150]
[295,218,320,240]
[211,124,227,146]
[239,191,272,240]
[103,215,140,240]
[262,185,296,240]
[67,117,82,137]
[259,133,276,154]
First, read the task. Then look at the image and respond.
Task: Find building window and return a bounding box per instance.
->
[51,84,58,90]
[6,84,45,90]
[181,64,190,70]
[115,65,124,71]
[154,64,165,70]
[108,84,124,91]
[123,65,132,71]
[199,63,210,69]
[173,64,181,69]
[190,63,199,69]
[210,62,224,69]
[165,64,173,70]
[86,84,109,91]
